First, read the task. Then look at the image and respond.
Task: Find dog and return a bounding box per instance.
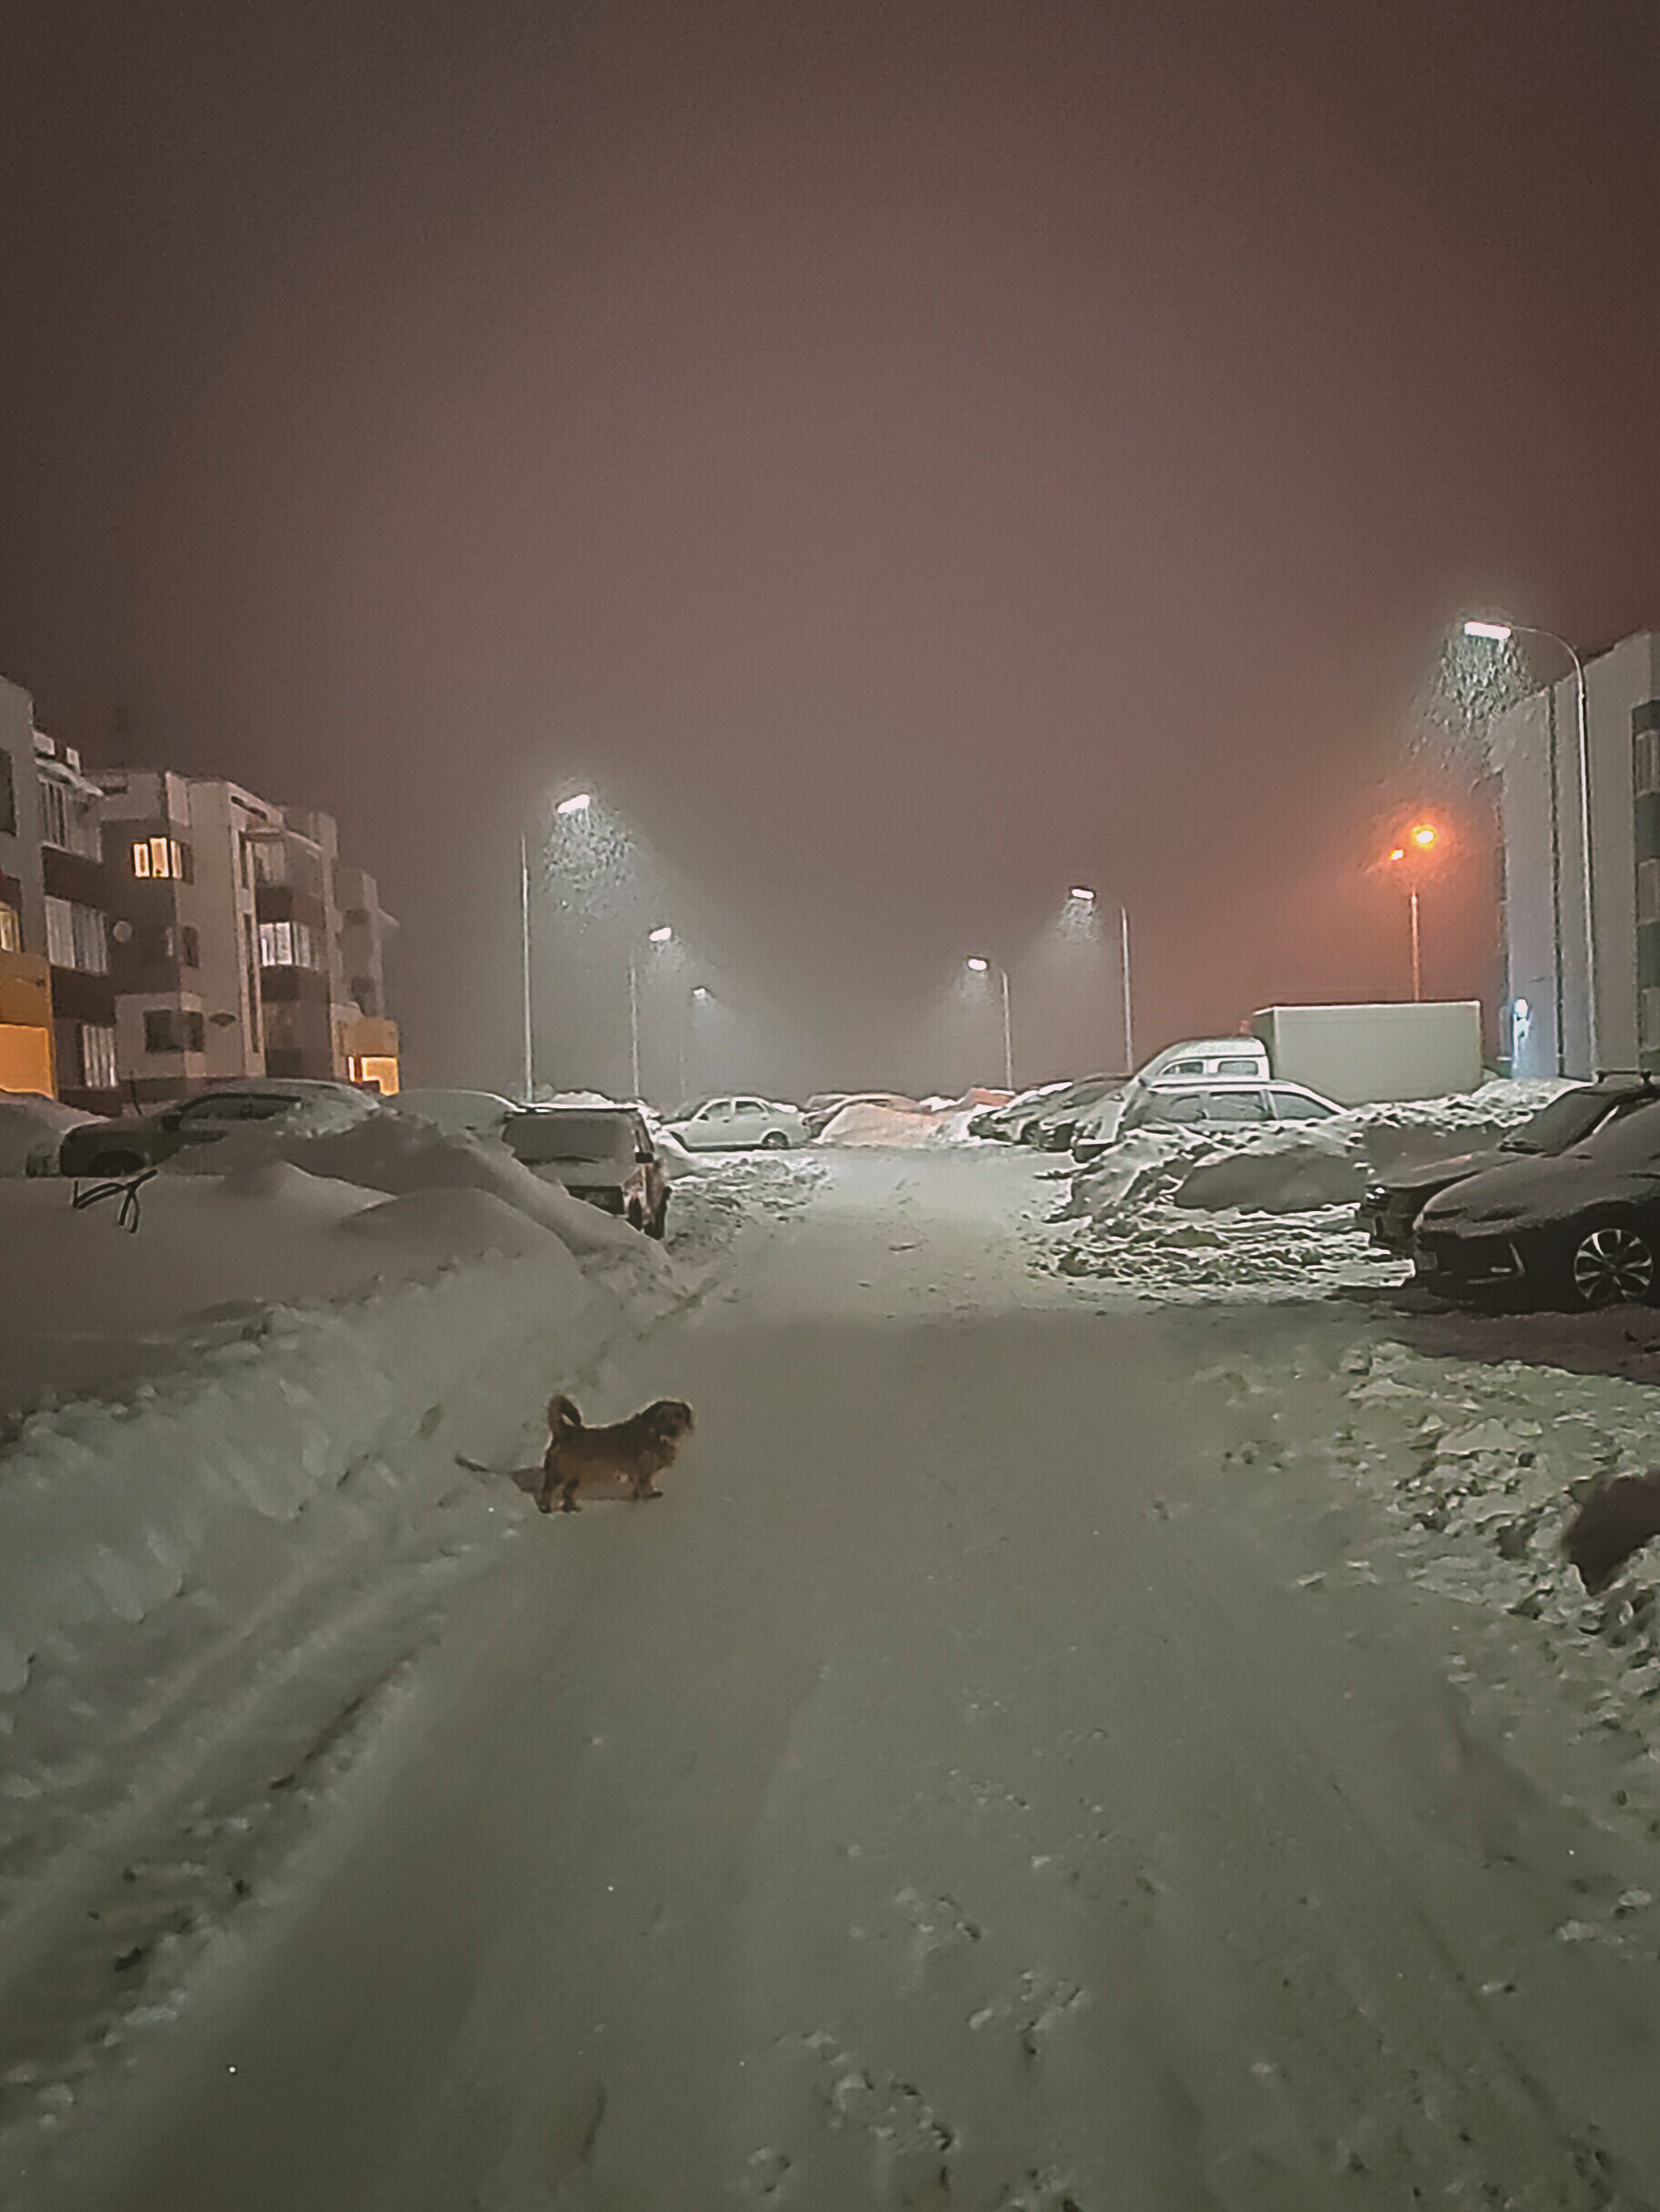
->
[539,1393,695,1514]
[1563,1469,1660,1593]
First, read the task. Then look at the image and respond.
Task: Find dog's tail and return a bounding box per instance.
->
[547,1394,583,1440]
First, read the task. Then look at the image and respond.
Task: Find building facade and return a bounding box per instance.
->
[1492,629,1660,1080]
[0,678,56,1096]
[94,770,399,1100]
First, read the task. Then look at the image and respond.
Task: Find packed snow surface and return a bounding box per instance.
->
[7,1147,1660,2207]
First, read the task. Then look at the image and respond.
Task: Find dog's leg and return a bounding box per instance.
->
[558,1470,581,1514]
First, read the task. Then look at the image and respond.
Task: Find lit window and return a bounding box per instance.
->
[150,837,171,878]
[132,841,152,879]
[0,903,19,954]
[170,840,183,880]
[259,921,294,966]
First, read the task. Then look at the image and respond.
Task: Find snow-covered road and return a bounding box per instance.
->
[15,1148,1660,2210]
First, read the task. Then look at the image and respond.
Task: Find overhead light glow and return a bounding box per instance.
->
[966,956,990,973]
[555,792,593,816]
[1068,886,1095,903]
[647,924,673,943]
[691,984,710,1001]
[1390,847,1406,862]
[1411,823,1438,848]
[1462,620,1512,643]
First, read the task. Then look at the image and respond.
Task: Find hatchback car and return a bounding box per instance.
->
[56,1078,380,1179]
[502,1106,669,1235]
[1412,1097,1660,1307]
[1358,1074,1660,1255]
[663,1096,808,1150]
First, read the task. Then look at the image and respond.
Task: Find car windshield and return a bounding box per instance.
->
[1499,1088,1623,1153]
[519,1114,629,1162]
[1566,1098,1660,1166]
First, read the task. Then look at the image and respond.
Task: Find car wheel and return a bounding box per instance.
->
[760,1129,789,1150]
[1567,1221,1658,1308]
[86,1150,146,1178]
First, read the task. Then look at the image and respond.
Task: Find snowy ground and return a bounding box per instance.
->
[7,1145,1660,2207]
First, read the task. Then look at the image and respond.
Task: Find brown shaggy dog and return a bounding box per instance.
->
[540,1393,695,1514]
[1563,1469,1660,1593]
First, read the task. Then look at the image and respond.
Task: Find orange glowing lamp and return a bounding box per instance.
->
[1410,822,1438,850]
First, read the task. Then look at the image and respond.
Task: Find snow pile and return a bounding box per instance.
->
[1044,1082,1571,1298]
[0,1096,93,1177]
[817,1095,995,1147]
[1329,1337,1660,1719]
[163,1107,651,1259]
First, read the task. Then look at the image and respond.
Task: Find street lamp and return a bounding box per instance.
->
[627,925,675,1100]
[966,957,1015,1091]
[1066,885,1136,1073]
[1386,823,1439,1001]
[1462,617,1595,1072]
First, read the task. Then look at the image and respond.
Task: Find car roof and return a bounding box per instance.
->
[1142,1076,1339,1104]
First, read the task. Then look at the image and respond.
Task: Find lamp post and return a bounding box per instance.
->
[627,924,675,1101]
[1386,822,1439,1000]
[519,791,592,1101]
[966,957,1014,1091]
[1066,886,1136,1074]
[1463,618,1595,1073]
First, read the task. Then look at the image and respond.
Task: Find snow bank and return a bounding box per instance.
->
[164,1108,651,1259]
[1044,1082,1572,1299]
[0,1096,93,1177]
[0,1225,623,1700]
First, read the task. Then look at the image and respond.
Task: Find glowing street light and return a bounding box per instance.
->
[1065,884,1136,1073]
[1462,615,1594,1072]
[1386,822,1442,1001]
[965,957,1014,1090]
[555,790,593,817]
[647,924,673,944]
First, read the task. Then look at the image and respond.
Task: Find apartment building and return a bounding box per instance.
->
[0,678,55,1095]
[1492,627,1660,1078]
[95,771,399,1099]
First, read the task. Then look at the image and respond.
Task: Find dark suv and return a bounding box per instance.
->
[1357,1074,1660,1255]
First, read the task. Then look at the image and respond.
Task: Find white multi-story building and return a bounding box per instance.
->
[95,770,399,1100]
[1492,629,1660,1080]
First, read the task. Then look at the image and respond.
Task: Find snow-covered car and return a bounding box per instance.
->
[664,1096,807,1151]
[501,1105,669,1234]
[1113,1077,1341,1137]
[384,1087,520,1141]
[802,1092,919,1139]
[0,1093,96,1177]
[1359,1074,1659,1255]
[1412,1097,1660,1307]
[968,1081,1072,1142]
[1023,1075,1125,1149]
[56,1079,380,1179]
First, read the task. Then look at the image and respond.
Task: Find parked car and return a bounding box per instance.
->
[802,1092,920,1139]
[56,1078,380,1179]
[386,1087,519,1141]
[1074,1076,1339,1160]
[968,1082,1072,1142]
[1024,1075,1126,1150]
[1359,1074,1660,1255]
[1412,1097,1660,1307]
[1129,1038,1271,1088]
[663,1096,808,1150]
[502,1105,669,1235]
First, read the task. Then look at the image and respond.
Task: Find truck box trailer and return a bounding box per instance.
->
[1249,1001,1483,1107]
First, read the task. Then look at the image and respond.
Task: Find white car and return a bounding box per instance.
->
[1119,1077,1341,1133]
[385,1087,518,1141]
[663,1096,808,1151]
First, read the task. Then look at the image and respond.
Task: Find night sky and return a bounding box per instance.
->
[5,0,1659,1096]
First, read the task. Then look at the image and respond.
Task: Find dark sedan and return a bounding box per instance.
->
[1412,1097,1660,1307]
[1359,1074,1660,1254]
